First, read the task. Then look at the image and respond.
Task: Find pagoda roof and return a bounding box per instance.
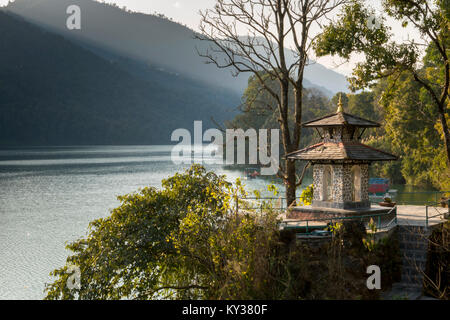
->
[286,142,397,162]
[302,112,381,128]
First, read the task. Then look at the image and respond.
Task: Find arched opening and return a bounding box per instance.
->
[352,165,361,201]
[322,165,334,201]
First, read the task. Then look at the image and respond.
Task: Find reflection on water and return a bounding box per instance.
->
[381,184,444,206]
[0,146,284,300]
[0,146,439,299]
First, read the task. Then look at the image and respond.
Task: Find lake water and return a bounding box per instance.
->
[0,145,286,300]
[0,145,440,300]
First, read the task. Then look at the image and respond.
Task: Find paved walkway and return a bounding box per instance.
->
[279,205,448,230]
[396,205,448,227]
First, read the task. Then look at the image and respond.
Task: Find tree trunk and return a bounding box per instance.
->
[438,106,450,165]
[285,158,297,207]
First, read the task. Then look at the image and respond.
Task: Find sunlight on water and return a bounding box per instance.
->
[0,146,283,300]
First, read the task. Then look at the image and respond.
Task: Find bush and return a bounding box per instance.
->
[45,165,402,300]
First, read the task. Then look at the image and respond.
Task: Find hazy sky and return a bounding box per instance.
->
[1,0,422,76]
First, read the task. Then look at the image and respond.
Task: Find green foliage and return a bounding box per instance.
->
[329,222,344,235]
[44,165,284,300]
[314,0,450,189]
[299,184,314,206]
[372,73,449,188]
[314,0,415,90]
[313,0,438,91]
[267,184,279,197]
[227,72,334,151]
[252,189,262,199]
[362,219,378,252]
[424,220,450,299]
[44,165,405,300]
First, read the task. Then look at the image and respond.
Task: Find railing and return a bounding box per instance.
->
[241,191,450,208]
[239,197,289,212]
[240,192,450,232]
[280,206,398,236]
[425,199,450,229]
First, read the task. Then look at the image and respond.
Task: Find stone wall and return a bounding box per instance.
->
[323,127,343,143]
[361,164,369,201]
[342,164,353,202]
[312,164,345,202]
[332,164,344,202]
[311,162,371,209]
[313,165,322,201]
[322,127,361,143]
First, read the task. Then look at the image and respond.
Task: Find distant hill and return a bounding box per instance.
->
[4,0,350,95]
[0,11,240,145]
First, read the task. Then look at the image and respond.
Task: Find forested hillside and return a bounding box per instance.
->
[0,12,239,145]
[342,42,449,190]
[4,0,350,95]
[228,43,449,190]
[226,73,333,152]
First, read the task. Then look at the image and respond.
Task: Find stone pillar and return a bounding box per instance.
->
[360,164,370,201]
[313,165,323,201]
[332,164,345,202]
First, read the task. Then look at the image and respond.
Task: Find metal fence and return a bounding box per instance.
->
[425,199,450,228]
[240,192,450,231]
[238,197,290,212]
[240,191,450,208]
[280,206,398,235]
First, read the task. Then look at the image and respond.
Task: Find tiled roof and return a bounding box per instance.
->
[286,142,397,161]
[302,112,380,128]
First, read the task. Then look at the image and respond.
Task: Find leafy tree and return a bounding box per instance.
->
[339,72,448,188]
[44,165,403,300]
[299,184,314,205]
[44,165,283,300]
[314,0,450,166]
[331,91,382,125]
[228,73,333,145]
[377,73,449,188]
[331,92,350,110]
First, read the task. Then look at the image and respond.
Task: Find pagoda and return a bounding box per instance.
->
[286,95,397,219]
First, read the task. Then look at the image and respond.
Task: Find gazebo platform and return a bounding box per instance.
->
[396,205,448,227]
[281,205,448,231]
[287,205,393,220]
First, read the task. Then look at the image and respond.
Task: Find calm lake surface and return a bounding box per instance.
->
[0,145,285,300]
[0,145,439,300]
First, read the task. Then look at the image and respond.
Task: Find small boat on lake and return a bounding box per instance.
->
[369,178,390,196]
[244,167,261,179]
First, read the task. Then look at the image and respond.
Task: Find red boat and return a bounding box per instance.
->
[369,178,390,195]
[244,168,261,179]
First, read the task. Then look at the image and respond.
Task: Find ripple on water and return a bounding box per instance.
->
[0,146,287,299]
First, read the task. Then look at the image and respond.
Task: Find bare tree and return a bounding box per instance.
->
[196,0,347,206]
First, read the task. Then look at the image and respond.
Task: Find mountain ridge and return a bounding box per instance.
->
[0,11,240,145]
[4,0,350,96]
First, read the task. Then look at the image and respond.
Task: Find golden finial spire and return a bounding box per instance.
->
[337,93,344,113]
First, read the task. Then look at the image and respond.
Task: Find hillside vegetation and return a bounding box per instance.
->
[0,11,239,145]
[4,0,350,95]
